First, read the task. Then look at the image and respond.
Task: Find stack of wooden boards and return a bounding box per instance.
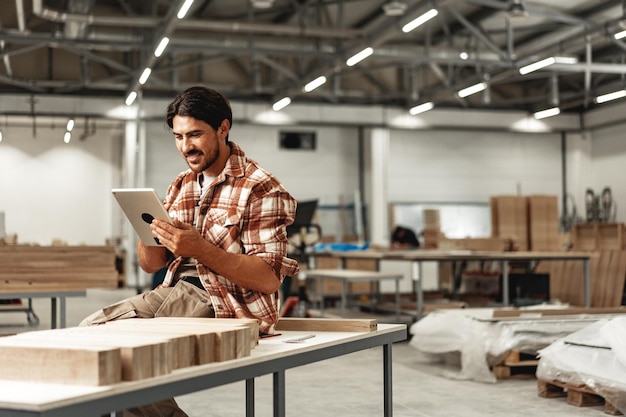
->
[0,245,119,292]
[536,223,626,307]
[0,317,259,385]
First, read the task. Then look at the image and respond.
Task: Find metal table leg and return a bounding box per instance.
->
[584,258,590,307]
[383,343,393,417]
[246,378,255,417]
[273,370,286,417]
[501,260,509,306]
[51,297,58,329]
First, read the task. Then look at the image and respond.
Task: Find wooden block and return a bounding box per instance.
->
[12,328,172,381]
[276,318,377,332]
[0,337,121,386]
[100,321,196,369]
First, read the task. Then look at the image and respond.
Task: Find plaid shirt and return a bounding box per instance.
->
[160,142,299,334]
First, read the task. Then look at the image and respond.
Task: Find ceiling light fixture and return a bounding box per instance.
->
[177,0,195,19]
[459,51,469,60]
[346,47,374,67]
[458,82,487,98]
[154,37,170,58]
[251,0,274,9]
[596,89,626,104]
[272,97,291,112]
[125,91,138,106]
[382,1,407,17]
[505,0,528,20]
[533,107,560,120]
[303,76,327,93]
[0,130,3,143]
[519,56,578,75]
[402,9,438,33]
[139,68,152,85]
[63,131,72,144]
[409,102,434,115]
[66,119,75,132]
[615,30,626,40]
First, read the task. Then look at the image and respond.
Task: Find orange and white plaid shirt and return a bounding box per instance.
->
[160,142,299,334]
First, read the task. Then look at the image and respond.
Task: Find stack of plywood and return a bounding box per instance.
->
[535,251,626,307]
[490,196,529,251]
[0,245,119,292]
[491,195,562,252]
[0,317,259,385]
[535,223,626,307]
[528,195,561,251]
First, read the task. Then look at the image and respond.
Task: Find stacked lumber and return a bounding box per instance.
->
[0,317,259,386]
[536,252,626,307]
[0,245,119,292]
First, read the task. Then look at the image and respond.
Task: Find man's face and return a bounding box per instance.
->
[172,115,223,174]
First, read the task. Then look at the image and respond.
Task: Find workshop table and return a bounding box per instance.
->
[0,290,86,328]
[0,322,407,417]
[310,249,592,320]
[303,268,403,320]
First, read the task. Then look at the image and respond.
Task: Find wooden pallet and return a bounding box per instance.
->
[537,378,623,415]
[492,348,538,380]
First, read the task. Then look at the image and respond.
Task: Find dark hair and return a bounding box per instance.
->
[166,86,233,141]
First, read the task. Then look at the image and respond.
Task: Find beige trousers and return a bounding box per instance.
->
[81,280,215,417]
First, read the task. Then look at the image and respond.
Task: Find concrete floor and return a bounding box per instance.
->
[0,288,609,417]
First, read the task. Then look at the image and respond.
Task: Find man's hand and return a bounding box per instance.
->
[150,218,207,258]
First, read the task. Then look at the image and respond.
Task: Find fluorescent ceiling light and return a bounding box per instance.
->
[533,107,560,120]
[139,68,152,85]
[596,89,626,104]
[402,8,438,33]
[459,51,469,60]
[303,76,327,93]
[409,102,434,115]
[251,0,274,8]
[66,119,75,132]
[458,82,487,98]
[177,0,194,19]
[272,97,291,112]
[0,130,3,142]
[63,131,71,144]
[346,47,373,67]
[615,30,626,40]
[154,37,170,58]
[382,1,407,16]
[125,91,138,106]
[519,56,578,75]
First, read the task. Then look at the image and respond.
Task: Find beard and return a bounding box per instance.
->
[185,146,219,173]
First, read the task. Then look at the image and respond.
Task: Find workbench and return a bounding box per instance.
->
[0,322,407,417]
[303,268,403,320]
[310,249,592,320]
[0,290,85,328]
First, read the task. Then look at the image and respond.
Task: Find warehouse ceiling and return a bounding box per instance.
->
[1,0,626,117]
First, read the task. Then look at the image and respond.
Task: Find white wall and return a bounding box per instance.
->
[0,124,123,245]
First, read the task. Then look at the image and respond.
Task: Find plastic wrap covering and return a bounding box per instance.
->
[409,308,610,383]
[537,317,626,414]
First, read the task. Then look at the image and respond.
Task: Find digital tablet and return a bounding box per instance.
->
[112,188,174,246]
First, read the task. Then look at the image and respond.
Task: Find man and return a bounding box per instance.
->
[390,225,420,249]
[82,86,299,417]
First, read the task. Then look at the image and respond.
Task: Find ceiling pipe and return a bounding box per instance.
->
[30,0,364,39]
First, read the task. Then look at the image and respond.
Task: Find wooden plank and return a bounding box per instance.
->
[0,337,121,386]
[276,318,377,332]
[492,306,626,318]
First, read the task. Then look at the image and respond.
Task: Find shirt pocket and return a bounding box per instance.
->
[202,208,242,245]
